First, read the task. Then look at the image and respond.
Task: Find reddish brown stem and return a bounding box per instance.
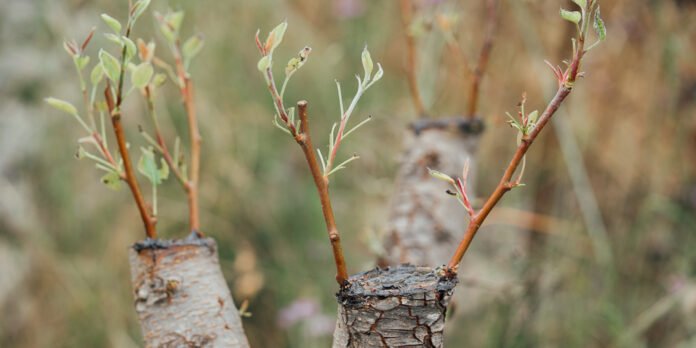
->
[447,31,587,272]
[105,85,157,238]
[173,44,202,236]
[295,101,349,286]
[399,0,427,118]
[466,0,499,118]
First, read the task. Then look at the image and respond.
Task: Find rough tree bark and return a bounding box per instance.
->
[129,237,250,348]
[380,118,526,314]
[333,264,457,348]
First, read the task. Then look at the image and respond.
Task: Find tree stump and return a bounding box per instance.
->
[129,237,250,348]
[332,264,457,348]
[380,117,483,267]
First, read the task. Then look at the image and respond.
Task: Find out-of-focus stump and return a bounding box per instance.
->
[332,264,457,348]
[380,117,483,267]
[129,237,250,348]
[380,117,526,314]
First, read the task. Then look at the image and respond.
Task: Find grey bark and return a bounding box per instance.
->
[129,237,250,348]
[380,118,483,267]
[332,265,457,348]
[380,118,526,314]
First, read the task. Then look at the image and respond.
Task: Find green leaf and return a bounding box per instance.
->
[427,168,455,185]
[361,46,374,80]
[45,97,78,115]
[131,62,154,89]
[90,63,104,85]
[257,55,271,72]
[153,73,167,87]
[122,36,137,61]
[104,33,122,45]
[266,21,287,54]
[131,0,151,21]
[99,49,121,82]
[572,0,586,10]
[101,13,122,33]
[593,7,606,41]
[137,147,169,185]
[101,171,122,190]
[182,34,205,68]
[560,9,581,24]
[372,63,384,83]
[528,110,539,124]
[167,11,185,34]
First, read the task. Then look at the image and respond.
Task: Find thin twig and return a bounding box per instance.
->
[104,23,157,238]
[172,41,203,236]
[294,101,349,286]
[466,0,499,118]
[399,0,427,118]
[446,3,593,273]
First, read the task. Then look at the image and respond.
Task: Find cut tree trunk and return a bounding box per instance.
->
[129,236,250,348]
[333,264,457,348]
[380,117,484,267]
[380,117,527,314]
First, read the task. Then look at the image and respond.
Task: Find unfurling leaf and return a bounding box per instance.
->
[45,97,78,115]
[101,13,122,33]
[528,110,539,125]
[361,46,374,80]
[265,21,287,54]
[104,33,122,45]
[90,63,104,85]
[593,7,606,41]
[182,34,205,69]
[257,55,271,72]
[137,39,156,62]
[560,9,581,24]
[285,47,311,77]
[131,62,154,89]
[137,147,169,185]
[99,49,121,82]
[427,168,455,185]
[75,55,90,71]
[572,0,587,10]
[372,63,384,83]
[101,171,122,190]
[131,0,151,21]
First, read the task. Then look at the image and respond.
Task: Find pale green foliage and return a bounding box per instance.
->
[100,13,122,33]
[45,97,78,116]
[594,7,606,41]
[427,168,455,185]
[182,34,205,69]
[99,49,121,82]
[138,147,169,185]
[560,9,581,24]
[100,171,122,190]
[131,62,154,89]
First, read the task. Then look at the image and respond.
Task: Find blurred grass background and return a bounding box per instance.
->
[1,0,695,347]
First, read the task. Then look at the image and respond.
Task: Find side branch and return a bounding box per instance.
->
[447,86,572,274]
[295,101,349,286]
[466,0,499,118]
[399,0,427,118]
[105,85,157,238]
[173,44,203,236]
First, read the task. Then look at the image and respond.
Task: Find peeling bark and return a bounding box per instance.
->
[129,237,250,348]
[333,265,457,348]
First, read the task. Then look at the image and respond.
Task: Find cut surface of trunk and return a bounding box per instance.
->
[129,237,250,348]
[333,264,457,348]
